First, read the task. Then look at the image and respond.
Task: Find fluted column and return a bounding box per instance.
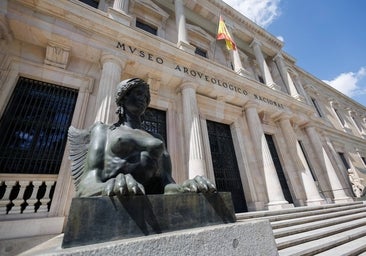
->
[174,0,195,53]
[244,101,290,209]
[95,54,125,124]
[294,73,312,104]
[231,49,249,77]
[113,0,129,12]
[305,125,352,203]
[274,53,304,101]
[278,115,324,205]
[250,39,280,90]
[181,82,206,178]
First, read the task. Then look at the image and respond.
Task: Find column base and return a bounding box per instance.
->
[108,7,132,26]
[247,201,266,211]
[267,82,281,91]
[235,67,251,77]
[266,201,294,210]
[305,198,326,206]
[293,93,305,102]
[177,41,196,54]
[333,196,354,204]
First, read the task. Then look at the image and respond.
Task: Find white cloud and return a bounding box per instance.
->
[223,0,281,28]
[323,67,366,97]
[276,36,284,42]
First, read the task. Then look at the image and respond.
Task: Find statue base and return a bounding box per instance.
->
[62,192,236,248]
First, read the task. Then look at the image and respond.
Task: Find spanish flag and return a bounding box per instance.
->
[217,15,236,51]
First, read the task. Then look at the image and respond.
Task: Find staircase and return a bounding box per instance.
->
[236,201,366,256]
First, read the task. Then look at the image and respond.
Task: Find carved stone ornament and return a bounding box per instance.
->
[44,41,71,69]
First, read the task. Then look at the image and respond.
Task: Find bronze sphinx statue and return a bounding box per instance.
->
[68,78,216,197]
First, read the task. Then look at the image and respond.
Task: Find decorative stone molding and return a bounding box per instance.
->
[146,73,161,94]
[130,0,169,38]
[44,41,71,69]
[347,168,365,197]
[0,14,12,43]
[186,23,214,58]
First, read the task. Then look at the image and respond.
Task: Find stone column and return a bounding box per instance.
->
[277,115,324,205]
[273,53,304,102]
[231,49,249,77]
[95,54,125,124]
[113,0,129,12]
[305,125,352,203]
[108,0,131,26]
[174,0,195,53]
[250,39,280,90]
[181,82,207,178]
[244,101,290,209]
[293,73,312,104]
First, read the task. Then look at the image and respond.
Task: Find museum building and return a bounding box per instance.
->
[1,0,366,240]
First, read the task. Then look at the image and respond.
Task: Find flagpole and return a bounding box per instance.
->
[212,12,221,61]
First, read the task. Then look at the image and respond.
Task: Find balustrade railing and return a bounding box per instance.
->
[0,174,57,215]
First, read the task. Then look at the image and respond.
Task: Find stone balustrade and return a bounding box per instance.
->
[0,174,57,216]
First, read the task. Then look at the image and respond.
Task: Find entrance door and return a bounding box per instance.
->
[265,134,294,204]
[206,120,247,212]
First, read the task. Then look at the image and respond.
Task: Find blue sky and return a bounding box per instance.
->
[223,0,366,107]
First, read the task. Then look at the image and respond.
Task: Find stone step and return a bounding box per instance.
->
[278,225,366,256]
[276,217,366,250]
[314,235,366,256]
[236,202,364,221]
[274,211,366,238]
[271,205,366,229]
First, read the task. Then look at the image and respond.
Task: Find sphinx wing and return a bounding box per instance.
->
[68,126,91,189]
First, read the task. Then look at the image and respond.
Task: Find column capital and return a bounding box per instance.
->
[249,38,261,49]
[273,52,284,62]
[100,53,126,68]
[179,80,197,92]
[272,112,292,122]
[243,100,259,111]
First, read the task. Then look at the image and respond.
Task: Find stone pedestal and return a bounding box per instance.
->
[21,220,278,256]
[62,193,236,248]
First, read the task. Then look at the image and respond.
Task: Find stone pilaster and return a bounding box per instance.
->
[108,0,132,26]
[250,39,280,90]
[305,125,353,203]
[231,48,248,76]
[277,115,324,205]
[113,0,129,12]
[180,82,207,178]
[244,101,290,209]
[273,53,304,102]
[94,54,126,124]
[174,0,195,53]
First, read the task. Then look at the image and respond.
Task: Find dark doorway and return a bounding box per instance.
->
[265,134,293,203]
[206,120,247,212]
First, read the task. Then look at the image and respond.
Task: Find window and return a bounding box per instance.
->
[361,156,366,166]
[0,77,78,174]
[351,115,363,132]
[194,46,207,58]
[333,108,345,126]
[136,19,157,35]
[78,0,99,8]
[258,75,265,84]
[311,97,323,117]
[141,108,167,146]
[338,152,350,170]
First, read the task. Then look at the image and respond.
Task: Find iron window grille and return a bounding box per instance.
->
[0,77,78,174]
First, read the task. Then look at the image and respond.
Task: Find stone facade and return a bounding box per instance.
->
[0,0,365,240]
